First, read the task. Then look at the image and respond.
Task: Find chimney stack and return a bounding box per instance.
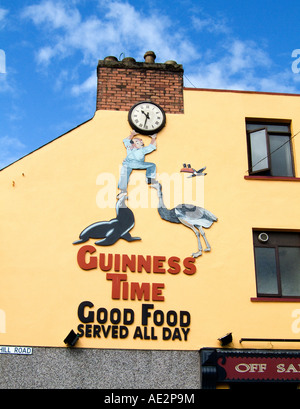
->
[96,51,184,114]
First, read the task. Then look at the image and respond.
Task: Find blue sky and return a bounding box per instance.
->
[1,0,300,169]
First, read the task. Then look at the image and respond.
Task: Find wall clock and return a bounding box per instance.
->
[128,101,166,135]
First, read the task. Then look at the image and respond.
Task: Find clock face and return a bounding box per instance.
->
[128,102,166,135]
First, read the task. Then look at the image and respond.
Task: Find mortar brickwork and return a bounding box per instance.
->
[96,56,184,114]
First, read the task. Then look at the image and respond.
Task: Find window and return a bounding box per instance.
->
[246,121,294,177]
[253,231,300,298]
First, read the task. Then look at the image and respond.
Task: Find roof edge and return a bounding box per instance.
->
[0,116,94,172]
[184,87,300,97]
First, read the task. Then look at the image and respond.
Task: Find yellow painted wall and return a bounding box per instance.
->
[1,89,300,350]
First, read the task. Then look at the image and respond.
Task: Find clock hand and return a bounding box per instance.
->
[141,110,150,119]
[142,111,150,128]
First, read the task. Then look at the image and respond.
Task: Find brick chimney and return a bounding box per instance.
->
[96,51,184,114]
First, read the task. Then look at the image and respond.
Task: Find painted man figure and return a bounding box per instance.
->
[117,130,158,198]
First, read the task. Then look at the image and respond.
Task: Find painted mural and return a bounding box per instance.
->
[74,121,217,259]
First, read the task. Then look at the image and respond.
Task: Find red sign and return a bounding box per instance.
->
[218,356,300,381]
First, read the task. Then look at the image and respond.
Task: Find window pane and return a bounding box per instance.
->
[247,123,290,133]
[249,129,270,173]
[279,247,300,297]
[254,247,278,295]
[269,135,293,177]
[265,124,290,133]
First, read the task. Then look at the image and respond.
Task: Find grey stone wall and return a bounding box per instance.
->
[0,348,200,389]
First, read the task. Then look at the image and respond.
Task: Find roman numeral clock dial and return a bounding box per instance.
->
[128,101,166,135]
